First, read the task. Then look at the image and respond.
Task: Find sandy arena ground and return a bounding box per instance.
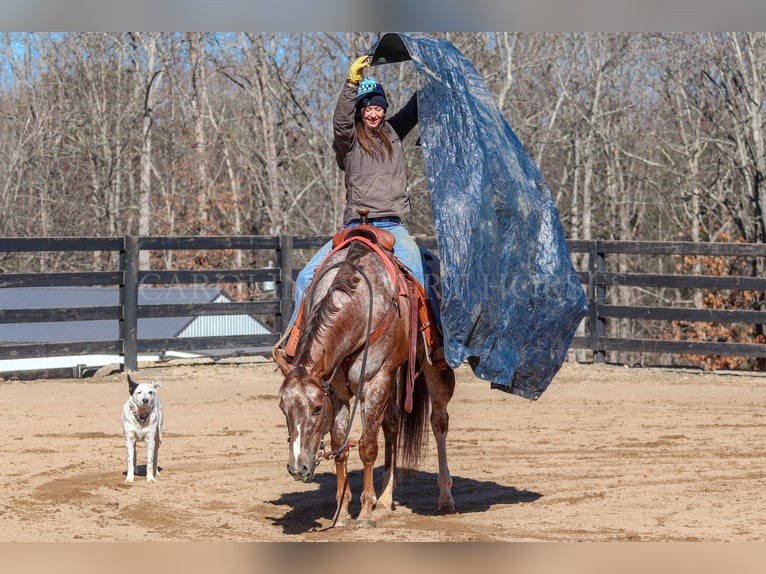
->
[1,358,764,542]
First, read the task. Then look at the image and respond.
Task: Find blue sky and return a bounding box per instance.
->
[2,1,766,32]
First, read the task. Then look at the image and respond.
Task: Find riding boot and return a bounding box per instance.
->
[430,345,447,369]
[417,289,448,371]
[429,341,448,370]
[422,321,448,370]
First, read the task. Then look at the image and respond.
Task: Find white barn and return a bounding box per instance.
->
[0,286,273,375]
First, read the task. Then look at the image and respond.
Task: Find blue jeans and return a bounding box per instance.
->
[287,221,425,328]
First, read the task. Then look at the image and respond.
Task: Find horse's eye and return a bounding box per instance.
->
[312,405,322,416]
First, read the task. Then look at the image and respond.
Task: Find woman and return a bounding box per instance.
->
[280,55,426,349]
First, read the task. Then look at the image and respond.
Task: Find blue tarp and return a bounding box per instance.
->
[370,33,587,400]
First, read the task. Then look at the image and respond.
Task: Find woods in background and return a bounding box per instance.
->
[3,32,766,367]
[4,33,766,247]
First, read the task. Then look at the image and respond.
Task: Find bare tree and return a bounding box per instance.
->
[187,32,212,227]
[2,32,765,275]
[129,33,164,269]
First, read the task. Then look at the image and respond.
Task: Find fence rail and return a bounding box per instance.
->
[1,235,766,376]
[567,239,766,362]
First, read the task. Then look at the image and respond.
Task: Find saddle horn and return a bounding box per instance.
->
[357,208,370,225]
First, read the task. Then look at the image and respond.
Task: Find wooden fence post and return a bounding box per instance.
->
[589,240,607,363]
[277,235,294,336]
[120,235,139,372]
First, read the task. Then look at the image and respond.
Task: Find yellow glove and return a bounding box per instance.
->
[347,55,369,84]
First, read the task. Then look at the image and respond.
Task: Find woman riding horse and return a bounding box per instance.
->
[277,55,431,358]
[273,55,455,526]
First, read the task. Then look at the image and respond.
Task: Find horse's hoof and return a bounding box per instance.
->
[437,503,456,515]
[332,517,351,528]
[355,519,377,528]
[375,505,395,516]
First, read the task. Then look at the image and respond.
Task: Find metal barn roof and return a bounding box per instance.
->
[0,286,271,343]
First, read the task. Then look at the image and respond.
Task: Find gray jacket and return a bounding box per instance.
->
[333,81,419,225]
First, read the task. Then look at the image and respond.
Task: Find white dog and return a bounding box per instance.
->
[122,374,163,483]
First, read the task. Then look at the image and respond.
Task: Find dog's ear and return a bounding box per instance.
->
[127,374,138,396]
[152,381,162,390]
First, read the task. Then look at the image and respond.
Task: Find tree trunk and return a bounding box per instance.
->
[137,33,161,270]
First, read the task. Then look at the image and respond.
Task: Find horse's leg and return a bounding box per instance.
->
[377,402,399,513]
[356,429,380,525]
[330,399,353,527]
[355,372,393,525]
[425,364,457,514]
[333,453,352,527]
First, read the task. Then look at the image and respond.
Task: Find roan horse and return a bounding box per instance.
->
[273,224,456,527]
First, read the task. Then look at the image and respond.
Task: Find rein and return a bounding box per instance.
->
[307,258,376,462]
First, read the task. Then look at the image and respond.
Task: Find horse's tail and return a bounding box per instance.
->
[397,363,430,470]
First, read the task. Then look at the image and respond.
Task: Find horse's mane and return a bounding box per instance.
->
[294,240,371,362]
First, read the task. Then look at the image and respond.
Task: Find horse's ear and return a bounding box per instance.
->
[272,348,293,376]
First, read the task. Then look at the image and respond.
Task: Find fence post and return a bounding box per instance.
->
[120,235,139,372]
[588,240,607,363]
[277,234,295,336]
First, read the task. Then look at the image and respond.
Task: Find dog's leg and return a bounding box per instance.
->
[125,437,136,482]
[152,434,161,478]
[146,436,157,482]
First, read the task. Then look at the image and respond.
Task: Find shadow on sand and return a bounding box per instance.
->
[268,467,541,534]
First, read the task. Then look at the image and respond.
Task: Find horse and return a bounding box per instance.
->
[272,226,456,527]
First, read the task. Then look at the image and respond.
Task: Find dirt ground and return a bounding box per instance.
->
[1,357,765,542]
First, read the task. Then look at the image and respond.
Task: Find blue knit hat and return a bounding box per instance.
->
[355,77,388,111]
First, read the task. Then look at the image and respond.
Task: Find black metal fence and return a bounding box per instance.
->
[2,235,766,376]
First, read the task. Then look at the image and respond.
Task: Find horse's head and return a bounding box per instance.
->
[278,366,332,482]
